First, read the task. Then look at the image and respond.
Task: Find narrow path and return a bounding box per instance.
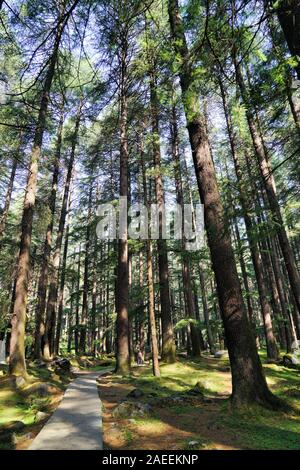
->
[29,370,106,450]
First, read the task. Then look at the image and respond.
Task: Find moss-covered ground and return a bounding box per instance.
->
[0,355,114,449]
[99,353,300,450]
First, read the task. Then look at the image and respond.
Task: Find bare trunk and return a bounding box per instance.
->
[0,155,18,247]
[170,104,201,356]
[274,0,300,79]
[54,217,70,356]
[150,74,175,363]
[141,143,160,377]
[168,0,280,407]
[79,183,93,354]
[199,269,216,355]
[235,59,300,320]
[43,100,82,359]
[115,45,130,375]
[34,106,64,359]
[219,77,279,361]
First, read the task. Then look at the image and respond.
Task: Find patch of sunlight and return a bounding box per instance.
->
[134,418,170,435]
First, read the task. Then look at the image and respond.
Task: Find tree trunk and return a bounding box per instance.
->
[8,1,80,376]
[75,247,81,355]
[34,105,64,359]
[235,58,300,320]
[199,269,216,355]
[168,0,281,408]
[141,142,160,377]
[0,155,18,247]
[219,76,279,361]
[54,216,70,356]
[79,183,93,354]
[170,103,201,357]
[274,0,300,79]
[43,99,82,359]
[115,44,130,375]
[149,74,175,363]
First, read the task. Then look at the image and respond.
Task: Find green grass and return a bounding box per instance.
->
[118,353,300,450]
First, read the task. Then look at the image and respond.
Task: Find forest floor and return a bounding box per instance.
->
[0,355,113,450]
[99,354,300,450]
[1,353,299,450]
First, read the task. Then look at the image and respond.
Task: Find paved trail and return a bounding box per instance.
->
[29,371,106,450]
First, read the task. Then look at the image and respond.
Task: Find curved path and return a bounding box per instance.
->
[29,370,106,450]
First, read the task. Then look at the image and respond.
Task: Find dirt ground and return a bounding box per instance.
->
[98,370,240,450]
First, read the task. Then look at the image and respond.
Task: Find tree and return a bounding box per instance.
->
[168,0,281,408]
[9,0,80,376]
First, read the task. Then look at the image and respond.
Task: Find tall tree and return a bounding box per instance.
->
[9,0,79,376]
[168,0,281,407]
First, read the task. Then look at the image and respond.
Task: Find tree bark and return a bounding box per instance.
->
[273,0,300,79]
[0,155,18,247]
[43,99,82,359]
[79,183,93,354]
[235,58,300,320]
[115,41,130,375]
[9,1,80,376]
[219,77,279,361]
[149,73,176,363]
[34,105,64,359]
[54,215,70,356]
[168,0,280,408]
[170,103,201,357]
[141,137,160,377]
[199,268,216,355]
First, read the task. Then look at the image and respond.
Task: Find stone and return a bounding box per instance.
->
[188,440,200,447]
[36,361,48,369]
[283,354,300,367]
[22,382,54,397]
[127,388,144,399]
[35,411,50,423]
[188,381,206,396]
[15,376,26,389]
[0,421,25,434]
[214,351,224,358]
[112,401,153,419]
[21,432,35,441]
[0,432,15,445]
[54,358,71,371]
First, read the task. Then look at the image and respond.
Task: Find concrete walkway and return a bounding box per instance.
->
[29,371,105,450]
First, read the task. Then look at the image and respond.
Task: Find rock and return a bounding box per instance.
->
[20,432,34,441]
[0,432,15,445]
[0,421,25,434]
[71,366,80,374]
[113,401,153,419]
[283,354,300,367]
[188,440,200,448]
[127,388,144,399]
[188,381,206,396]
[35,361,48,369]
[22,382,54,397]
[15,376,26,389]
[214,351,224,358]
[54,358,71,372]
[35,411,50,423]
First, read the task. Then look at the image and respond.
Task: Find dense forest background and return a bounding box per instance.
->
[0,0,300,409]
